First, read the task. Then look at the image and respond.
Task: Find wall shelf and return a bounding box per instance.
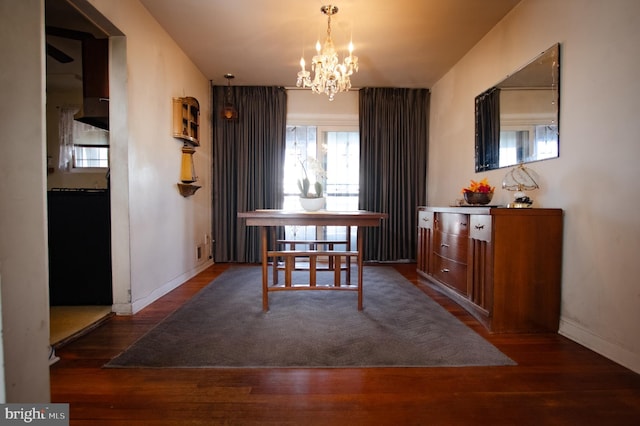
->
[172,96,200,146]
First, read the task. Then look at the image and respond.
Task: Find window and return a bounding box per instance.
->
[499,124,558,167]
[72,121,109,170]
[73,145,109,168]
[283,125,359,246]
[58,107,109,171]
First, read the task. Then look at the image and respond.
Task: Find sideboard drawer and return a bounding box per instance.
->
[418,210,434,230]
[434,231,467,263]
[436,213,469,236]
[433,254,467,294]
[470,215,492,242]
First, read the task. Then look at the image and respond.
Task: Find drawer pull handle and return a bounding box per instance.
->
[460,222,467,227]
[440,243,449,248]
[422,217,430,222]
[441,268,450,273]
[475,224,485,230]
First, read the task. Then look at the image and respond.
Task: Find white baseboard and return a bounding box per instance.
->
[112,302,133,315]
[113,260,214,315]
[559,318,640,374]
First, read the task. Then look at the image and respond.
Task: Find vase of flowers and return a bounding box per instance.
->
[297,156,326,211]
[462,178,495,205]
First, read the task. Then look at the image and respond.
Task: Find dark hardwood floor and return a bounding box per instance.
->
[50,263,640,425]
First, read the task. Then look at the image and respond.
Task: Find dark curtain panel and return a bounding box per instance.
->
[359,88,429,261]
[516,130,529,163]
[475,87,500,172]
[212,85,287,263]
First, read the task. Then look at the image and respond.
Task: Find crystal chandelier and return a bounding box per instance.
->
[296,5,358,101]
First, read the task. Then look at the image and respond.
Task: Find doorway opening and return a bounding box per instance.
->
[45,0,118,349]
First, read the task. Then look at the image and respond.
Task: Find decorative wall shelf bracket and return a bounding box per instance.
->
[177,144,199,197]
[177,182,201,197]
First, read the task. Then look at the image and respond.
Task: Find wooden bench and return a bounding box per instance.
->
[267,249,360,289]
[272,239,351,284]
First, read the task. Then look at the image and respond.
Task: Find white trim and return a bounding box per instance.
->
[559,318,640,374]
[111,302,133,316]
[112,260,214,315]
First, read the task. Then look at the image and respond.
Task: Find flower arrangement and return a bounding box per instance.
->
[462,177,494,194]
[297,156,326,198]
[461,178,494,205]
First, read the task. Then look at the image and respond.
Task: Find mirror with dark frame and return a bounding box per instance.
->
[475,43,560,172]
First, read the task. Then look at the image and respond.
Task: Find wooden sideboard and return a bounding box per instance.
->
[417,206,563,333]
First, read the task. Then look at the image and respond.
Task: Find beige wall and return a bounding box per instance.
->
[429,0,640,373]
[0,0,51,402]
[287,89,358,125]
[85,0,213,314]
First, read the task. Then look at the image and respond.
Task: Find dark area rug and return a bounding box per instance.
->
[106,266,515,368]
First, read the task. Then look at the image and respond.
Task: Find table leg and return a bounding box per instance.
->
[334,255,341,286]
[271,228,279,285]
[285,256,293,287]
[310,255,317,286]
[261,226,269,311]
[346,226,351,285]
[357,227,363,310]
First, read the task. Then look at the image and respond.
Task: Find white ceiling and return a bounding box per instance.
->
[138,0,522,88]
[46,0,522,90]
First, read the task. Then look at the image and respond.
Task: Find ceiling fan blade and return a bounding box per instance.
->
[46,26,95,40]
[46,43,74,63]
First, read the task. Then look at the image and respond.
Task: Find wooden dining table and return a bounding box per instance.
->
[237,209,388,311]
